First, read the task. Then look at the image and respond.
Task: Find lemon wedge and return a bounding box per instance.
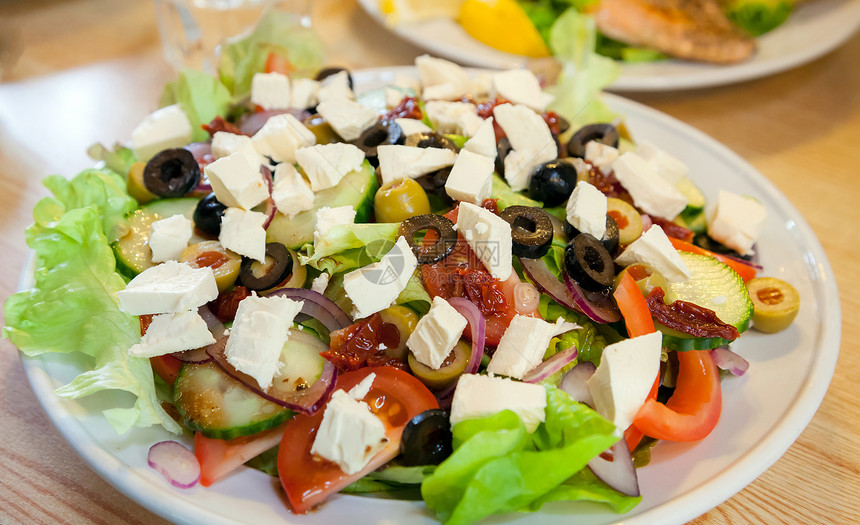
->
[458,0,550,57]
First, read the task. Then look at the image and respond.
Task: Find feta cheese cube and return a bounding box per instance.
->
[637,141,688,185]
[310,389,388,474]
[316,97,377,141]
[707,190,767,256]
[348,372,376,400]
[252,113,316,163]
[343,236,418,319]
[455,202,513,280]
[586,332,663,430]
[117,261,218,315]
[219,208,268,262]
[612,152,688,220]
[462,117,497,160]
[469,70,495,97]
[251,72,291,110]
[313,205,357,245]
[204,152,269,210]
[211,131,264,167]
[291,77,320,109]
[317,70,354,102]
[416,55,470,100]
[393,73,421,94]
[444,150,494,205]
[130,104,193,161]
[385,87,406,108]
[492,103,557,191]
[394,117,433,137]
[450,374,547,433]
[311,272,331,295]
[487,316,579,379]
[424,101,483,136]
[377,145,457,185]
[271,163,315,219]
[148,214,193,263]
[491,69,554,112]
[406,297,468,370]
[128,309,215,358]
[225,293,304,390]
[585,141,619,173]
[566,181,608,240]
[615,225,691,282]
[296,143,366,191]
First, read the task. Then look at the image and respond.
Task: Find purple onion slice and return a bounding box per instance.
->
[147,441,201,489]
[447,297,486,375]
[710,346,750,376]
[560,361,596,407]
[260,166,277,230]
[563,272,621,324]
[519,257,620,324]
[264,288,353,333]
[588,438,640,497]
[522,345,578,383]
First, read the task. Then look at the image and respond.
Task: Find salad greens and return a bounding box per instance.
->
[161,68,233,143]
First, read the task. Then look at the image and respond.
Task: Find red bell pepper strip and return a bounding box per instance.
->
[668,237,757,282]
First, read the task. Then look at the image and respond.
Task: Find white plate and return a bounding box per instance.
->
[21,67,840,525]
[357,0,860,91]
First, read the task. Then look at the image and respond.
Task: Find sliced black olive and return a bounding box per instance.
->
[415,167,455,208]
[495,137,512,176]
[238,243,294,291]
[400,409,453,466]
[314,67,354,90]
[555,115,571,135]
[528,160,578,207]
[563,215,621,256]
[693,233,753,261]
[567,123,620,159]
[564,233,616,292]
[500,206,553,259]
[398,214,457,264]
[193,192,228,237]
[143,148,201,198]
[351,120,403,167]
[405,132,457,152]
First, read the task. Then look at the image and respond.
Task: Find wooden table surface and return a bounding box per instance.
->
[1,1,858,523]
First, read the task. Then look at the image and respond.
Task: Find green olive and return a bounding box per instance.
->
[127,161,158,204]
[180,240,242,292]
[615,263,670,301]
[747,277,800,333]
[374,178,431,223]
[607,197,643,246]
[302,114,341,144]
[408,340,469,390]
[379,305,419,360]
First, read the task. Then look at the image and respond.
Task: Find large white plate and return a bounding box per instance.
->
[21,67,840,524]
[357,0,860,91]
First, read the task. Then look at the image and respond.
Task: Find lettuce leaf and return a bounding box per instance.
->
[491,174,542,210]
[421,386,633,524]
[160,68,232,142]
[299,223,401,275]
[86,143,137,178]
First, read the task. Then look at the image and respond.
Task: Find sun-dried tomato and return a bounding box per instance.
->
[139,314,154,336]
[323,314,407,372]
[480,198,499,215]
[646,288,739,341]
[650,216,694,243]
[202,115,243,137]
[382,96,422,121]
[210,286,252,323]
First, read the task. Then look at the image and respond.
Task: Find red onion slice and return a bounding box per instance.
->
[710,346,749,376]
[563,272,621,324]
[560,361,596,407]
[198,305,227,338]
[260,166,277,229]
[170,347,212,363]
[519,257,620,324]
[239,108,311,136]
[721,252,763,271]
[522,345,578,383]
[641,214,653,232]
[264,288,353,332]
[447,297,486,375]
[147,441,201,489]
[587,438,640,497]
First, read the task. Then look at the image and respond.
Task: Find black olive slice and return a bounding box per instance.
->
[238,243,294,291]
[564,233,616,293]
[500,206,553,259]
[398,214,456,264]
[193,192,228,237]
[693,233,754,261]
[555,115,571,135]
[567,123,620,159]
[351,120,403,167]
[495,137,512,176]
[563,215,621,256]
[405,132,457,151]
[415,167,454,207]
[143,148,201,198]
[314,67,354,90]
[528,160,578,207]
[400,409,453,466]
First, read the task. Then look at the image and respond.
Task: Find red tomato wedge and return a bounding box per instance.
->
[264,51,293,75]
[150,355,183,385]
[194,423,288,486]
[277,367,438,513]
[668,237,757,282]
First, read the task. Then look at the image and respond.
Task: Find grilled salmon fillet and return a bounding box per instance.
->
[589,0,755,63]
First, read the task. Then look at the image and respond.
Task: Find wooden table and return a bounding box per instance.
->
[1,1,857,523]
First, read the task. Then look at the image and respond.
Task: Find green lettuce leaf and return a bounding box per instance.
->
[299,223,401,275]
[160,68,232,142]
[491,174,543,210]
[86,143,137,178]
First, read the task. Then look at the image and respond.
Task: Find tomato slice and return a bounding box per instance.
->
[150,355,183,385]
[194,424,287,486]
[264,51,293,75]
[277,367,438,513]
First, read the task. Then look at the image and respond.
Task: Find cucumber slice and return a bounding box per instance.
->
[112,198,202,278]
[266,160,378,249]
[174,361,293,440]
[655,322,733,351]
[675,207,707,235]
[675,176,706,213]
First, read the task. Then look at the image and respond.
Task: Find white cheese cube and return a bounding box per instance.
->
[585,141,620,173]
[316,98,377,141]
[615,225,691,283]
[291,77,320,109]
[313,205,357,245]
[492,103,555,156]
[117,261,218,315]
[455,202,513,280]
[487,316,578,379]
[271,163,315,219]
[210,131,264,167]
[348,372,376,400]
[130,104,193,162]
[566,181,608,240]
[343,236,418,319]
[310,272,330,295]
[377,145,457,185]
[317,70,354,102]
[393,73,421,94]
[637,141,688,185]
[491,69,554,112]
[203,152,269,211]
[252,113,316,163]
[445,150,494,205]
[416,55,471,99]
[502,147,556,193]
[424,101,482,136]
[586,332,663,430]
[225,293,304,390]
[296,143,366,191]
[394,118,433,137]
[450,374,547,433]
[128,309,216,358]
[611,152,688,220]
[406,296,468,370]
[470,70,495,97]
[707,190,767,256]
[251,72,291,110]
[462,117,497,160]
[385,87,406,108]
[148,214,193,263]
[218,208,268,262]
[310,389,388,474]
